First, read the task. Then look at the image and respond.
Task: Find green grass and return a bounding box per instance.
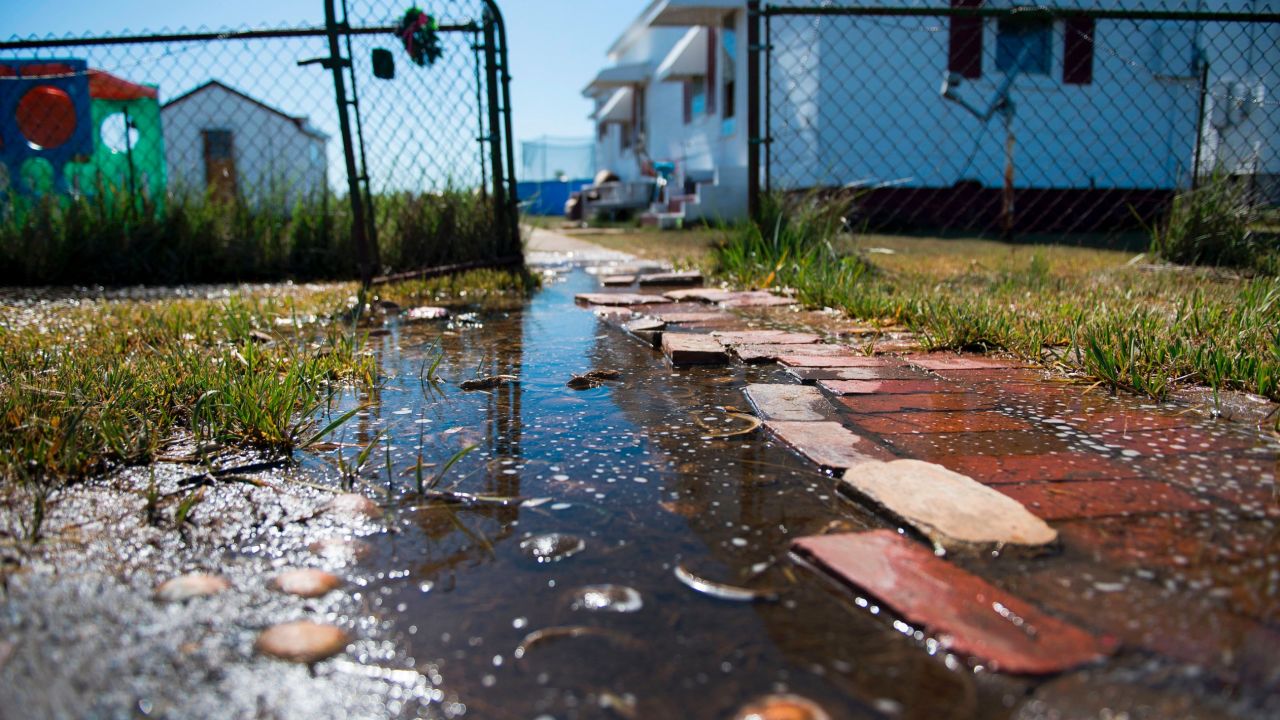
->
[0,186,517,286]
[709,194,1280,405]
[0,267,537,540]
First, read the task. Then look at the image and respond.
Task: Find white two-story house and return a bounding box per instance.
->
[584,0,1279,228]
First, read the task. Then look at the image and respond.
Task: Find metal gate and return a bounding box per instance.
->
[0,1,519,285]
[318,0,520,283]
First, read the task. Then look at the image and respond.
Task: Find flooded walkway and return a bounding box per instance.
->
[3,249,1277,719]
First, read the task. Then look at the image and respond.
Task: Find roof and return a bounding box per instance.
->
[593,87,634,123]
[582,62,653,97]
[161,80,328,141]
[608,0,741,59]
[88,69,158,101]
[656,26,709,82]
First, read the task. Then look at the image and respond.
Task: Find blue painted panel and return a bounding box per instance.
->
[0,58,95,195]
[518,178,593,216]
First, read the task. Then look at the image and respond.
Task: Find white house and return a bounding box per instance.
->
[161,81,328,205]
[584,0,1279,228]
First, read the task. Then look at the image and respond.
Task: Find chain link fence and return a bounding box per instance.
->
[754,1,1280,238]
[0,0,518,285]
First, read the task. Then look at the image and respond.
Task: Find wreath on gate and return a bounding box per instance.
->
[398,7,443,66]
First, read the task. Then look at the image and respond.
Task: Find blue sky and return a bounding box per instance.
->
[1,1,647,180]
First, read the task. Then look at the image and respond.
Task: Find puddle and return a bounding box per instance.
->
[5,266,1277,719]
[302,267,1277,717]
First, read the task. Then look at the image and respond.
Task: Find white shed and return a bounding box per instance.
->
[161,80,328,205]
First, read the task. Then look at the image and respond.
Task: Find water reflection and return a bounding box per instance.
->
[310,268,1277,720]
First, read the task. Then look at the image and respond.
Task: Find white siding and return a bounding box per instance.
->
[589,1,1279,219]
[161,84,328,205]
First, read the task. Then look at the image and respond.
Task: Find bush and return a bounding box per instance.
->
[1150,170,1279,274]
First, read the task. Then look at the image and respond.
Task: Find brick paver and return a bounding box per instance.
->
[996,479,1215,520]
[661,333,727,366]
[793,531,1116,674]
[764,421,895,470]
[570,273,1280,683]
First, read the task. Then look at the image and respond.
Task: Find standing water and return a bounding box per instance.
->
[290,265,1278,718]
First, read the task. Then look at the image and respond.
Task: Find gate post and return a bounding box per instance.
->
[747,0,762,223]
[322,0,376,285]
[482,1,522,261]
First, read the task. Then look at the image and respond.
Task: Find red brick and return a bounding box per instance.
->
[735,343,854,364]
[997,479,1214,520]
[928,368,1047,383]
[792,531,1116,674]
[664,288,738,302]
[819,379,962,395]
[765,421,895,470]
[658,311,733,324]
[1056,515,1273,569]
[718,291,796,308]
[847,411,1032,434]
[1066,410,1198,434]
[779,355,901,368]
[1010,564,1279,678]
[838,393,995,414]
[575,293,669,306]
[787,367,926,383]
[864,338,923,354]
[877,430,1074,459]
[637,271,702,286]
[934,452,1141,485]
[661,333,727,366]
[1093,426,1267,456]
[711,330,822,346]
[905,355,1030,371]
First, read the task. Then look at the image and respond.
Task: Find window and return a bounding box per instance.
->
[202,129,237,201]
[948,0,983,79]
[996,15,1052,76]
[1063,16,1094,84]
[684,78,706,124]
[705,26,717,115]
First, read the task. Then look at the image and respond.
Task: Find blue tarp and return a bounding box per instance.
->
[517,178,592,216]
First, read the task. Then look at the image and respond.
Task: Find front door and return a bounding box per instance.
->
[202,129,237,202]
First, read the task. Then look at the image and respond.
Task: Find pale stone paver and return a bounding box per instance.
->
[744,384,834,422]
[841,459,1059,554]
[764,421,895,470]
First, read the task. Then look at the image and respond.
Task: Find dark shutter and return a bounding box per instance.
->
[1063,16,1095,85]
[948,0,983,79]
[683,81,692,124]
[706,26,718,115]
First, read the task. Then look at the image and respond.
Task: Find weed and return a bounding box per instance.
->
[0,187,515,286]
[1150,169,1280,274]
[709,197,1280,402]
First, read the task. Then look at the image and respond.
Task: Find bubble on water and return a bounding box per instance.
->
[570,584,643,613]
[520,533,586,563]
